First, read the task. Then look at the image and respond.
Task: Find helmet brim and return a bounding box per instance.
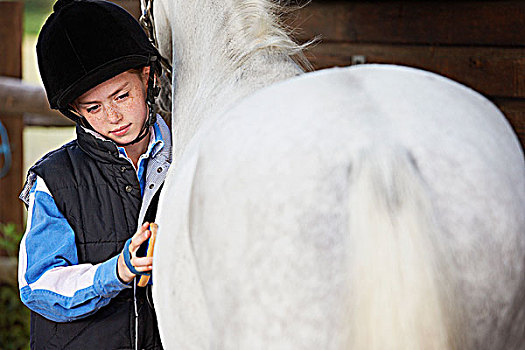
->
[55,54,152,109]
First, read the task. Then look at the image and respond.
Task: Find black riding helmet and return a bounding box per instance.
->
[37,0,161,145]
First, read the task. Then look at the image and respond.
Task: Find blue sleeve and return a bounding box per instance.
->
[18,176,131,322]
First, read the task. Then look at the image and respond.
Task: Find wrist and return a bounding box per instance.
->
[117,253,134,283]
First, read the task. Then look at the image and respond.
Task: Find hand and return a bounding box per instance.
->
[118,222,153,283]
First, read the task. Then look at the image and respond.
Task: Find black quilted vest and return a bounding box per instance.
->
[27,125,163,350]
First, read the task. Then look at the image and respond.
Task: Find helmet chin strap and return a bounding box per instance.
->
[112,102,154,147]
[61,60,160,148]
[115,61,159,147]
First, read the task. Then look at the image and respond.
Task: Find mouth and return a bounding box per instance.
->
[110,123,131,137]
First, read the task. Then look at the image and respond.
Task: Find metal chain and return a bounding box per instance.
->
[139,0,173,80]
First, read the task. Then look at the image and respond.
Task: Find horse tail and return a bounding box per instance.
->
[345,146,462,350]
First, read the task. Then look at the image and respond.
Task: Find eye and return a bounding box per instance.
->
[86,105,100,113]
[116,92,129,101]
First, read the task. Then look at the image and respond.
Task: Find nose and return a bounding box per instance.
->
[106,103,122,123]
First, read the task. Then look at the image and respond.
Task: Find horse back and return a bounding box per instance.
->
[154,65,525,349]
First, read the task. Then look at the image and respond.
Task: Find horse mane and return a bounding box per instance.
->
[224,0,312,71]
[155,0,313,156]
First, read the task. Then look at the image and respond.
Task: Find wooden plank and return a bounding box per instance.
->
[0,115,23,226]
[111,0,141,20]
[304,43,525,99]
[0,2,22,78]
[23,113,74,127]
[290,1,525,46]
[0,1,23,227]
[0,77,63,118]
[494,98,525,150]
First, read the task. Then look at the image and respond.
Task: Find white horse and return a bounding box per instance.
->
[147,0,525,348]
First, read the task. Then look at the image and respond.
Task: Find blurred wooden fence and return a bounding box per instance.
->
[0,1,24,229]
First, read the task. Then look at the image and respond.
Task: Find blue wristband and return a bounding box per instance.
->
[123,237,151,276]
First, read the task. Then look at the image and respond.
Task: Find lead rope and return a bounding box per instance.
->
[134,280,139,350]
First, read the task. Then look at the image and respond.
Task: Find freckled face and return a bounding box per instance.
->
[74,68,150,145]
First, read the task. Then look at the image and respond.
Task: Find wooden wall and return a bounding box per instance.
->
[0,1,23,228]
[113,0,141,19]
[289,0,525,148]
